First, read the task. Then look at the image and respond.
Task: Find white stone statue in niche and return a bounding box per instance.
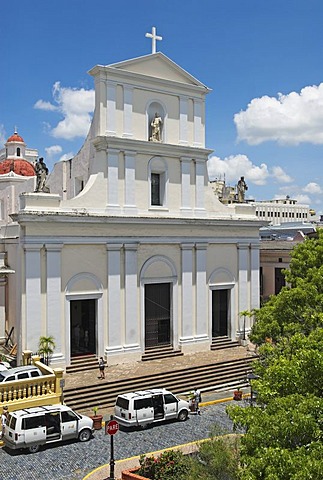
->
[150,112,163,142]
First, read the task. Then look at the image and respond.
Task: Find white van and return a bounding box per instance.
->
[3,404,94,453]
[0,365,42,383]
[114,388,190,428]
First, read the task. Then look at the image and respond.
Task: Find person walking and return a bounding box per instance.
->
[98,356,106,379]
[194,387,201,415]
[1,406,8,439]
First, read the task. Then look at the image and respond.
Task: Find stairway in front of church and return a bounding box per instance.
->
[63,355,256,413]
[65,354,98,374]
[211,336,240,350]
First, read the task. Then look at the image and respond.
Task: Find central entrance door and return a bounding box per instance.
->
[70,299,96,357]
[212,289,229,337]
[145,283,171,348]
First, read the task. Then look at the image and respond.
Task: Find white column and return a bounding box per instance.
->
[180,244,194,344]
[179,96,188,145]
[180,157,192,214]
[195,159,206,214]
[25,244,43,353]
[46,244,64,363]
[124,244,139,351]
[106,244,123,354]
[250,243,260,313]
[0,277,6,344]
[193,98,202,147]
[238,243,249,337]
[107,81,117,136]
[195,243,208,341]
[124,150,137,213]
[94,76,107,137]
[107,148,120,211]
[123,85,133,138]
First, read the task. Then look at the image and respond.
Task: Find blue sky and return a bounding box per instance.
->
[1,0,323,215]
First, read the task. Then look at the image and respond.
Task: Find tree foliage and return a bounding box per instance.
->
[250,230,323,345]
[226,230,323,479]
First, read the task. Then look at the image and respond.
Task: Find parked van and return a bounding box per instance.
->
[114,388,190,428]
[0,361,11,372]
[0,365,42,383]
[3,404,94,453]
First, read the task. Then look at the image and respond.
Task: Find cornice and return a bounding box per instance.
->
[92,135,213,158]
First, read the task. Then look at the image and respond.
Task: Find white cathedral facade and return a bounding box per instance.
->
[1,51,262,368]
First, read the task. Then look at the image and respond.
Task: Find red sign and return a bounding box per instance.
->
[106,419,119,435]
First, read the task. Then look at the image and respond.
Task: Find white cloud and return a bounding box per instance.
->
[59,152,75,161]
[45,145,62,158]
[34,82,94,141]
[293,194,311,205]
[208,154,269,185]
[271,166,293,183]
[34,100,58,112]
[0,124,6,148]
[207,154,292,187]
[234,83,323,145]
[303,182,322,194]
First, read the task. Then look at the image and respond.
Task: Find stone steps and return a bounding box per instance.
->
[211,336,240,350]
[65,354,98,374]
[63,356,255,413]
[141,345,183,361]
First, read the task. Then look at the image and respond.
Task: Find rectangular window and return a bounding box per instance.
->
[151,173,161,206]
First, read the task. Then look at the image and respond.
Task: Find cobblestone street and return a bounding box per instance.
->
[0,400,239,480]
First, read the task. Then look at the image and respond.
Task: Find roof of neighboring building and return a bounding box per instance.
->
[0,158,35,176]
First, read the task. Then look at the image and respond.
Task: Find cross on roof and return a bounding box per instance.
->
[145,26,162,54]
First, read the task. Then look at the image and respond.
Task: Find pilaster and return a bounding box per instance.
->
[179,243,194,344]
[124,244,139,351]
[123,85,133,138]
[124,150,137,213]
[106,81,117,136]
[180,157,192,214]
[237,243,249,336]
[195,243,208,341]
[194,159,206,215]
[179,96,188,145]
[45,244,64,363]
[24,244,43,352]
[106,244,123,354]
[107,148,120,212]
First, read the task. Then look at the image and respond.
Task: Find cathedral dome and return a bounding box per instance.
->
[7,132,25,143]
[0,159,35,176]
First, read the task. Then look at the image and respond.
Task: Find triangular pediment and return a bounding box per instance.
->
[107,52,209,88]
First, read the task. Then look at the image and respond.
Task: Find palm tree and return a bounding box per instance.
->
[38,336,56,365]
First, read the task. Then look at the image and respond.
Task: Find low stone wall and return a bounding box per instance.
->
[0,355,64,411]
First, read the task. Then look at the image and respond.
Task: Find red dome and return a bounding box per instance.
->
[7,132,25,143]
[0,159,35,176]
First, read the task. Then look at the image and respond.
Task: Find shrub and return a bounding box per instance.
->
[137,449,189,480]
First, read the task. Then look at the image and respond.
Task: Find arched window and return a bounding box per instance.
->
[148,156,168,207]
[17,147,21,157]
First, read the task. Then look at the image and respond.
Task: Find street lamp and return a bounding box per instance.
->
[247,372,259,406]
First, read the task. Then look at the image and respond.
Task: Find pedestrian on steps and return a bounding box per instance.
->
[98,356,106,379]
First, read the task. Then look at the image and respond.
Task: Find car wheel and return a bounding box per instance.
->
[28,444,40,454]
[178,410,188,422]
[78,428,91,442]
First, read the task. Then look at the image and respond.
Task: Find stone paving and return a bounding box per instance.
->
[0,347,255,479]
[0,397,245,480]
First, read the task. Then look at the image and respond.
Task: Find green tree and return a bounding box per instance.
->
[250,230,323,345]
[38,335,56,365]
[227,395,323,480]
